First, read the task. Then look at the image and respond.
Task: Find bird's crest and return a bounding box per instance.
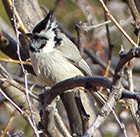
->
[32,10,58,34]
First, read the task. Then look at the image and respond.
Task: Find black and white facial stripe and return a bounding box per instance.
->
[29,10,62,52]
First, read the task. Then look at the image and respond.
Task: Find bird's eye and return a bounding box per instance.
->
[39,36,48,40]
[33,35,39,40]
[33,34,48,41]
[39,40,46,49]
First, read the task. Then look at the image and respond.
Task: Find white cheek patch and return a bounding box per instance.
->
[42,38,56,53]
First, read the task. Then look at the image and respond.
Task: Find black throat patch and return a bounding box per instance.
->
[54,36,62,47]
[53,28,62,47]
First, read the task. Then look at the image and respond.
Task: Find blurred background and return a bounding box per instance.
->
[0,0,139,136]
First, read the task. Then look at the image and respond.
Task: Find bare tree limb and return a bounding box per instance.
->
[39,76,112,105]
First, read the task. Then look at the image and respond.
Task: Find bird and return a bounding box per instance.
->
[28,10,93,87]
[27,10,104,135]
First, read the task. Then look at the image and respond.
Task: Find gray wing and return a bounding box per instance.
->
[77,58,93,76]
[57,33,93,76]
[57,33,106,105]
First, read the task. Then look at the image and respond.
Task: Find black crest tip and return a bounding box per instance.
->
[32,10,54,34]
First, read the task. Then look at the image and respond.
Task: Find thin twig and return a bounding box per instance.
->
[0,89,23,114]
[5,0,28,35]
[125,61,140,134]
[84,20,111,32]
[1,110,16,137]
[0,57,31,65]
[104,1,113,77]
[127,0,140,21]
[84,48,114,75]
[83,87,123,137]
[24,73,37,127]
[99,16,133,37]
[11,1,39,137]
[99,0,138,47]
[127,0,140,39]
[106,102,128,137]
[11,0,26,74]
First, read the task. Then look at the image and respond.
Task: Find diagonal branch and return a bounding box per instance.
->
[99,0,138,47]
